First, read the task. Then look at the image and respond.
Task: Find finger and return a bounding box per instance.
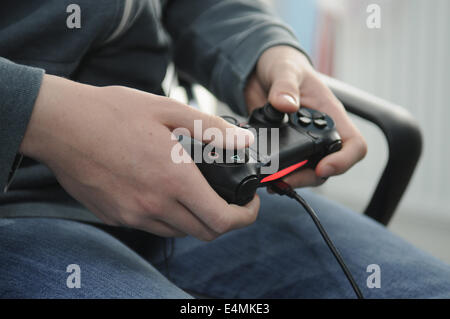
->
[138,219,187,238]
[157,199,221,241]
[101,198,187,237]
[316,135,367,178]
[177,166,260,235]
[244,73,268,113]
[267,68,302,113]
[167,126,260,235]
[297,76,367,177]
[181,186,260,235]
[86,199,186,238]
[158,98,254,149]
[282,168,328,188]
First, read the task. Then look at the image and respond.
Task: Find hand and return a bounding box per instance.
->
[244,45,367,188]
[20,75,259,241]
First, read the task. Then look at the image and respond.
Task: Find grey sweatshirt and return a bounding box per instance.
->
[0,0,305,221]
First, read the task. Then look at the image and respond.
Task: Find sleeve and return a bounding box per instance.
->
[0,57,45,192]
[163,0,309,115]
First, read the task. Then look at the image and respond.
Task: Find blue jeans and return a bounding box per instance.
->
[1,189,450,298]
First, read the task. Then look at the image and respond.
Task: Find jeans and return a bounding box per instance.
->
[1,189,450,298]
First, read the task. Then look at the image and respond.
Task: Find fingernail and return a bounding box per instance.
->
[281,94,298,106]
[319,165,335,178]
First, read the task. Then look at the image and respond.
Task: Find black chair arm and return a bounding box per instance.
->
[320,74,423,225]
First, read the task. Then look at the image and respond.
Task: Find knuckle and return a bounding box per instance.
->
[162,174,181,195]
[247,207,258,225]
[205,113,222,130]
[212,216,232,235]
[334,100,346,112]
[354,135,368,160]
[360,138,369,159]
[327,98,345,114]
[104,85,130,97]
[201,113,213,127]
[316,176,329,187]
[281,60,305,77]
[136,195,164,219]
[149,203,165,219]
[274,77,299,92]
[103,84,121,91]
[118,209,140,227]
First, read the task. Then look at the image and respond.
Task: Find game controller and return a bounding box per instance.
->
[179,103,342,205]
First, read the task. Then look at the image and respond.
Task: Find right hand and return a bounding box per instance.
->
[20,75,259,241]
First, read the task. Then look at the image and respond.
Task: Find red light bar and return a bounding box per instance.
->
[260,160,308,183]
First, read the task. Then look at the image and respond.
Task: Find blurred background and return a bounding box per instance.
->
[177,0,450,263]
[269,0,450,263]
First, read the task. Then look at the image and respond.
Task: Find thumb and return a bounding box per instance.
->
[164,101,254,149]
[267,70,301,113]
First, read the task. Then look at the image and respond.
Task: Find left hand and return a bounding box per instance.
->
[244,45,367,188]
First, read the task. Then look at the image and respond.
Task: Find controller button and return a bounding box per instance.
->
[208,151,220,160]
[221,116,238,125]
[327,140,343,154]
[237,176,259,200]
[262,103,285,123]
[307,131,320,139]
[259,154,271,165]
[314,119,328,128]
[298,116,312,126]
[230,153,247,163]
[312,112,326,120]
[239,123,252,129]
[297,108,312,119]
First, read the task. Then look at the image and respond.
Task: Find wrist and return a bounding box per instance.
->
[19,74,96,164]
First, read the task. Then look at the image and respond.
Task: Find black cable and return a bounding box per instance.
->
[269,180,364,299]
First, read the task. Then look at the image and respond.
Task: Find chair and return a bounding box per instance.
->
[320,74,422,225]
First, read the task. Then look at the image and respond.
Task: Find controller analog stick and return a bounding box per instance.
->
[327,140,343,154]
[262,103,285,123]
[237,176,260,203]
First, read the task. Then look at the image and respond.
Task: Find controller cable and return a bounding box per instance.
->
[269,180,364,299]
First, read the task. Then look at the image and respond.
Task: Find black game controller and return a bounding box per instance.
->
[179,103,342,205]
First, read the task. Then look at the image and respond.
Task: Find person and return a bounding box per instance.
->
[1,0,449,299]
